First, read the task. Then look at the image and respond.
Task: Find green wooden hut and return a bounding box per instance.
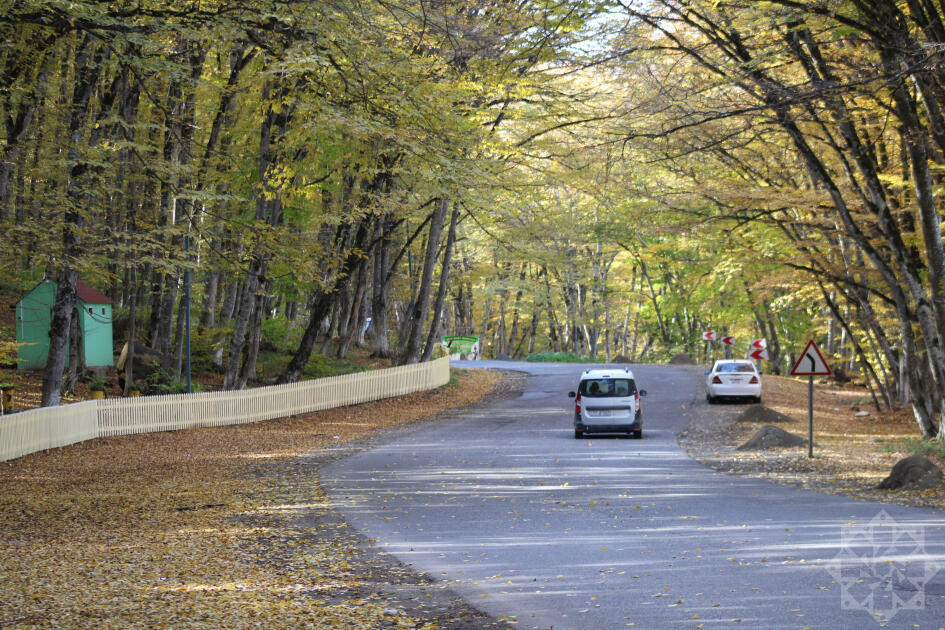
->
[15,278,115,369]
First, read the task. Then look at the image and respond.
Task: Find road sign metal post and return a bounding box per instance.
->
[789,340,832,459]
[702,332,716,367]
[808,376,814,458]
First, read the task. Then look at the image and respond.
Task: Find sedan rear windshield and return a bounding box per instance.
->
[579,378,636,397]
[716,363,756,373]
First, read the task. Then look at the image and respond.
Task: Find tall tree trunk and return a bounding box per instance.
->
[421,203,460,362]
[0,69,48,219]
[337,263,368,359]
[503,263,527,360]
[62,304,82,395]
[526,307,540,356]
[279,221,370,383]
[222,77,289,389]
[200,271,219,329]
[400,198,448,364]
[370,215,394,358]
[42,272,79,406]
[239,292,270,388]
[219,278,239,326]
[41,35,103,407]
[123,265,138,395]
[222,260,260,390]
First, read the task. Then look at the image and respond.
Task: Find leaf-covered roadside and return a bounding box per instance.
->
[0,369,506,629]
[679,372,945,511]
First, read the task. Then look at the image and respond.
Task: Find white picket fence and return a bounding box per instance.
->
[0,356,450,462]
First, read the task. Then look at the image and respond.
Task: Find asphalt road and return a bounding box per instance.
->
[321,362,945,629]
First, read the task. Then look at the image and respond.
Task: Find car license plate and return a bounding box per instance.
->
[590,409,613,417]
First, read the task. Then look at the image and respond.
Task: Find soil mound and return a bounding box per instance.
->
[877,455,944,490]
[669,353,696,365]
[736,404,796,424]
[736,425,809,451]
[611,354,632,363]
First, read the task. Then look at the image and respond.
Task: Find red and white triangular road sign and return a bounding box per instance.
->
[790,340,832,376]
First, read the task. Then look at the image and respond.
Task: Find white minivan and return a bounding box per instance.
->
[568,368,647,439]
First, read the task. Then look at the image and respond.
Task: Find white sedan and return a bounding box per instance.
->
[706,359,762,404]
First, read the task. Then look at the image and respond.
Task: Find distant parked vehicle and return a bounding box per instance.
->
[568,368,647,439]
[705,359,762,404]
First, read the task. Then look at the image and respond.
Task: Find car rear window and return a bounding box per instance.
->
[716,363,755,373]
[579,378,636,397]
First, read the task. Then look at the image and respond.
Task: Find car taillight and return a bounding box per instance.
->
[749,376,759,384]
[635,392,641,412]
[712,376,722,384]
[575,393,581,413]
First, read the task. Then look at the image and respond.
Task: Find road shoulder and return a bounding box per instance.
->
[678,371,945,512]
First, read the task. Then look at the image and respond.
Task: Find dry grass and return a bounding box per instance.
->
[0,368,503,629]
[682,373,945,510]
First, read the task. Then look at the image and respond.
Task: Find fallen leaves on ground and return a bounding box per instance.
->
[0,368,508,629]
[680,373,945,510]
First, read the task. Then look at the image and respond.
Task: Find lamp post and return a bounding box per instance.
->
[184,232,191,393]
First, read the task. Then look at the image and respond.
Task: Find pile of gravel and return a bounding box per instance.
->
[877,455,944,490]
[736,425,809,451]
[736,404,796,424]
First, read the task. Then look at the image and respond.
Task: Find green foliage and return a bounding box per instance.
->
[89,375,106,391]
[302,354,367,380]
[886,438,945,461]
[5,0,920,437]
[0,337,19,367]
[261,317,302,355]
[0,268,44,296]
[147,368,202,394]
[190,328,228,374]
[126,381,145,394]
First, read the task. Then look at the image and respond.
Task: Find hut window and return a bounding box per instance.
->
[101,307,106,316]
[88,307,93,315]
